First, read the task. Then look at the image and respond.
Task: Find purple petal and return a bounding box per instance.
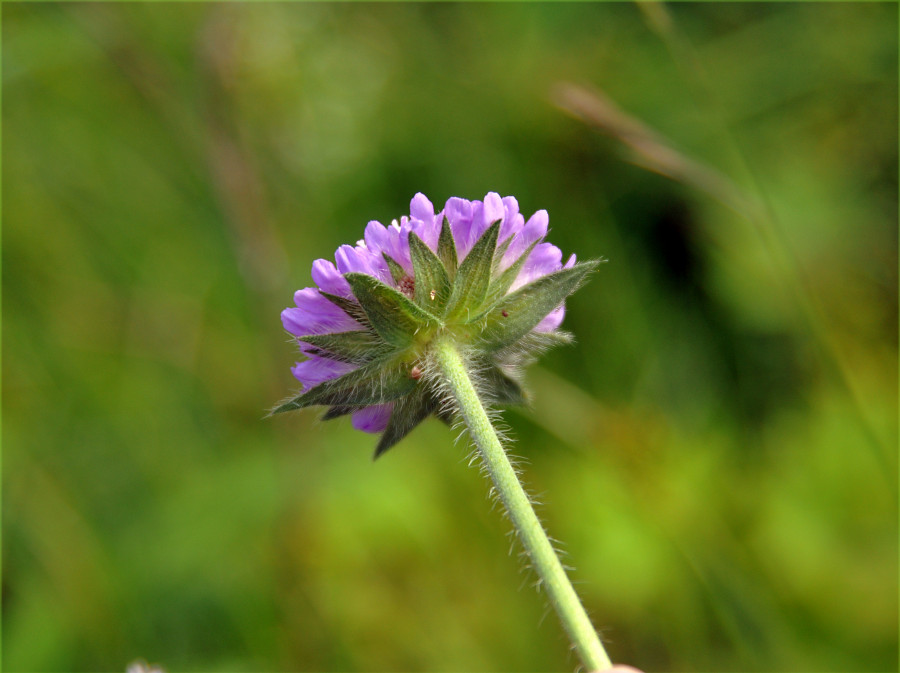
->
[499,196,524,246]
[282,288,359,336]
[410,193,435,223]
[411,217,444,253]
[453,196,505,263]
[336,243,392,285]
[352,404,392,433]
[367,248,393,284]
[291,356,354,391]
[502,195,520,219]
[410,193,442,252]
[444,197,473,226]
[393,222,414,271]
[335,244,372,275]
[531,252,576,331]
[413,216,441,253]
[511,242,563,291]
[522,209,549,242]
[503,208,549,266]
[311,259,352,298]
[445,197,476,259]
[363,221,391,255]
[368,219,411,273]
[534,305,565,332]
[483,192,504,226]
[453,193,505,262]
[466,200,491,256]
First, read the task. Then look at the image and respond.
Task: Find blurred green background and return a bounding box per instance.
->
[3,3,897,672]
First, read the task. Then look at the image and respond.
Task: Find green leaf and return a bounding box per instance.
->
[408,231,451,311]
[344,272,439,347]
[300,330,389,364]
[437,217,458,280]
[373,384,438,458]
[477,261,600,352]
[269,358,416,415]
[510,330,574,355]
[382,253,407,285]
[320,405,359,420]
[485,238,541,306]
[320,291,370,327]
[445,220,500,320]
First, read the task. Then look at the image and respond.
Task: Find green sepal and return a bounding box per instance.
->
[269,358,415,415]
[299,331,389,364]
[320,405,359,420]
[382,253,407,285]
[477,362,528,406]
[485,238,541,306]
[492,235,514,273]
[408,231,451,311]
[445,220,500,321]
[344,272,439,348]
[320,291,371,328]
[373,384,439,459]
[437,217,458,280]
[505,330,574,357]
[476,261,600,352]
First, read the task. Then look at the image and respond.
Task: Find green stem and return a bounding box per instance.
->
[433,338,612,672]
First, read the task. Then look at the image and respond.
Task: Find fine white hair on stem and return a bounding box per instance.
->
[424,341,588,613]
[538,602,553,627]
[430,336,611,671]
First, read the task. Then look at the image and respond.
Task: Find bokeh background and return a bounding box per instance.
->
[3,3,897,672]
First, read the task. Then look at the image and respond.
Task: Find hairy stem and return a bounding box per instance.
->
[433,338,612,671]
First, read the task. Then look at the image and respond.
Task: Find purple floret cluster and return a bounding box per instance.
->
[282,192,576,434]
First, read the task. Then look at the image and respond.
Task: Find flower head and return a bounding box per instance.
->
[274,192,598,457]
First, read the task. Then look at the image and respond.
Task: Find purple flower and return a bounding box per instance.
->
[276,192,595,456]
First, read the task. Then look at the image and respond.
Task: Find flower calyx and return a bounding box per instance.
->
[274,193,600,458]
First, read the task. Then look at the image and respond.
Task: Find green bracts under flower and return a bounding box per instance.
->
[278,193,613,671]
[278,192,600,457]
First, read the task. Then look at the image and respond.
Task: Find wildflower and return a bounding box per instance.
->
[274,192,597,457]
[274,193,613,670]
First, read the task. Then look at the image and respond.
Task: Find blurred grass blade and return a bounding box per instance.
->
[551,82,759,219]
